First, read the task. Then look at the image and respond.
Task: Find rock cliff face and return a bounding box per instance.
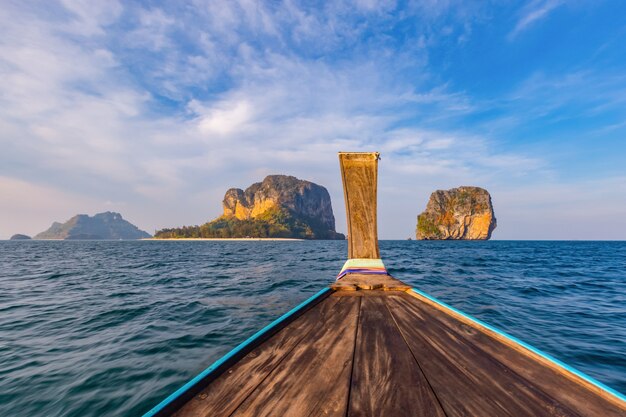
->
[223,175,336,232]
[35,212,151,240]
[416,187,496,240]
[155,175,344,239]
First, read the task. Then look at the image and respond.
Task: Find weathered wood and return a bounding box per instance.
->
[229,296,361,417]
[348,296,446,417]
[330,273,411,291]
[387,292,624,417]
[338,152,380,259]
[403,291,626,417]
[387,293,576,416]
[166,286,624,417]
[330,289,407,297]
[172,295,340,417]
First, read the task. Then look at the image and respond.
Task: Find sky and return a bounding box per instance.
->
[1,0,626,240]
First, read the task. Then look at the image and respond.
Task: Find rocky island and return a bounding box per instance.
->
[10,234,31,240]
[155,175,344,239]
[35,212,151,240]
[416,186,496,240]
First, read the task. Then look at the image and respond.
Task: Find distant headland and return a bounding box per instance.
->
[155,175,345,240]
[416,186,496,240]
[34,212,151,240]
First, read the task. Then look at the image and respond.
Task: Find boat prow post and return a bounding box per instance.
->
[333,152,410,291]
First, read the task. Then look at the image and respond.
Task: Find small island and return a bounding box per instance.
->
[416,186,497,240]
[155,175,345,240]
[10,234,32,240]
[34,212,151,240]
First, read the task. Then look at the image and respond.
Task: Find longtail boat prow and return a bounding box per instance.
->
[144,152,626,417]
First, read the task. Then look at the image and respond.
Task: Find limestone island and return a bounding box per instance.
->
[10,234,31,240]
[35,212,151,240]
[416,186,496,240]
[155,175,345,240]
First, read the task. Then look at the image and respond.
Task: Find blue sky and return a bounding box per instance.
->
[1,0,625,239]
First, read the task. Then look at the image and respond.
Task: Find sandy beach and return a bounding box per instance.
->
[142,237,305,241]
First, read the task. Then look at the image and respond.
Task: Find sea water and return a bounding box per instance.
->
[0,240,624,416]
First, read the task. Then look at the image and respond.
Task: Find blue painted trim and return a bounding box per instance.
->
[410,288,626,403]
[142,287,331,417]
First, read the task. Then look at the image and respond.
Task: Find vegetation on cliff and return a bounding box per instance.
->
[155,175,344,240]
[416,186,497,240]
[155,207,343,239]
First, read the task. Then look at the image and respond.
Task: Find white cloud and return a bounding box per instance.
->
[509,0,563,39]
[194,100,255,136]
[60,0,123,36]
[126,8,176,51]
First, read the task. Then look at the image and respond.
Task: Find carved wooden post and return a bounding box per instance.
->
[338,152,380,259]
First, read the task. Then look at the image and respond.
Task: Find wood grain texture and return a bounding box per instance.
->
[229,296,361,417]
[338,152,380,259]
[171,296,341,417]
[167,285,624,417]
[330,289,408,297]
[387,293,623,417]
[402,291,626,417]
[348,296,446,417]
[330,274,411,291]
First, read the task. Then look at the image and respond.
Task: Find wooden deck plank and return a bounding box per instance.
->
[172,295,340,417]
[402,291,626,417]
[330,289,408,297]
[229,296,361,417]
[387,293,587,417]
[347,296,446,417]
[169,288,624,417]
[331,274,411,291]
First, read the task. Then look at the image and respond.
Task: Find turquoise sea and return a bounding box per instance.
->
[0,240,625,416]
